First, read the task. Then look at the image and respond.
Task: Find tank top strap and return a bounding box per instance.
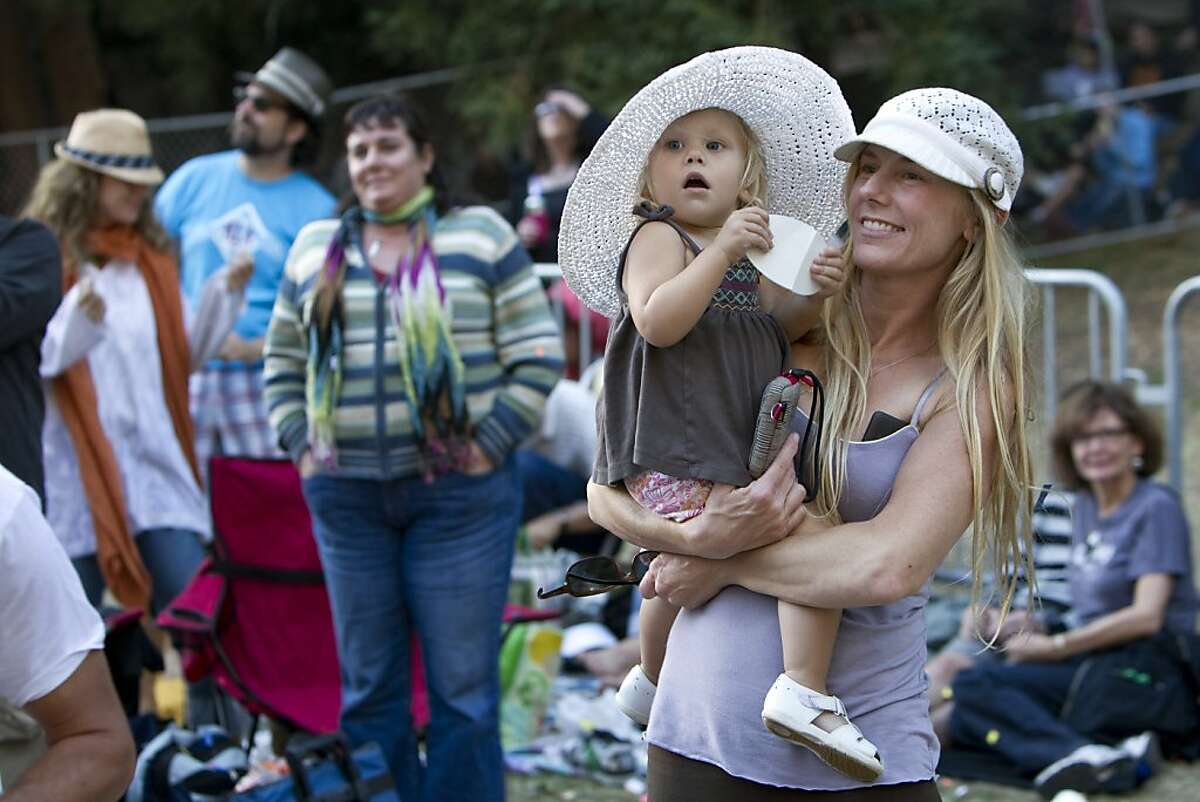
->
[910,367,948,426]
[614,202,703,301]
[633,201,703,254]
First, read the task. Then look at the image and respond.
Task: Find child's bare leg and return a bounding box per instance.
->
[779,599,844,733]
[638,595,681,683]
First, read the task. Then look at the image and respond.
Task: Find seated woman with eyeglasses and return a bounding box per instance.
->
[939,380,1198,798]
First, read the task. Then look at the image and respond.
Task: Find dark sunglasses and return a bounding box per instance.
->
[537,550,659,599]
[233,85,287,114]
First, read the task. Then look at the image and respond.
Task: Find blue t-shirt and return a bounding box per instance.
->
[154,151,336,344]
[1068,480,1199,635]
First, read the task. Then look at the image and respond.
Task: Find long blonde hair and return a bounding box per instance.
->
[813,162,1036,625]
[22,160,169,277]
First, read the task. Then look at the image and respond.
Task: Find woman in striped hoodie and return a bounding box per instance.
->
[263,94,564,802]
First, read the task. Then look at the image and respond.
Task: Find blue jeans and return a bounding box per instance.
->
[513,448,587,523]
[948,658,1087,775]
[72,526,206,615]
[302,460,520,802]
[71,527,244,731]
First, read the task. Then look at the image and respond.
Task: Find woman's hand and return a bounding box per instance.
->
[1004,631,1063,663]
[544,89,590,119]
[640,552,729,609]
[682,434,807,559]
[298,450,319,479]
[77,278,106,323]
[462,441,495,476]
[712,206,772,265]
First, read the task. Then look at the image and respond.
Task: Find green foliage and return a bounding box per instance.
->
[362,0,1053,159]
[365,0,781,153]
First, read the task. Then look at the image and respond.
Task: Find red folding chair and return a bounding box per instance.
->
[159,456,555,736]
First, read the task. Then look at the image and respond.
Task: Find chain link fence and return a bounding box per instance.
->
[0,68,470,217]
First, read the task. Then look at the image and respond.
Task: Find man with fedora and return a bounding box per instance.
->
[155,47,335,466]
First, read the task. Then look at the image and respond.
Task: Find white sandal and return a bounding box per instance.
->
[761,674,884,782]
[614,664,656,726]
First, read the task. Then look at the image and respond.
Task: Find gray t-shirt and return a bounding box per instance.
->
[1068,480,1198,634]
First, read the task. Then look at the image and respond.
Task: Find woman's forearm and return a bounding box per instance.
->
[1057,574,1175,657]
[1057,607,1160,657]
[724,517,907,608]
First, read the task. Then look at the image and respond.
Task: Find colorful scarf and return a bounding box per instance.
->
[308,187,468,476]
[53,225,201,609]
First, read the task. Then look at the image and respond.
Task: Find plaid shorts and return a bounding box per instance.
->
[189,363,285,471]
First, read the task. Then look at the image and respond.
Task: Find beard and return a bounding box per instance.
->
[230,118,285,157]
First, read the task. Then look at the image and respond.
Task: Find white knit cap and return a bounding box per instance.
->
[558,46,855,318]
[833,87,1023,213]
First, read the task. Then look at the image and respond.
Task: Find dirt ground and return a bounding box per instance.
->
[508,228,1200,801]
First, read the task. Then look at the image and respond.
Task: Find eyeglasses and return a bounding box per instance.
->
[534,100,564,118]
[233,85,287,114]
[536,550,659,599]
[1070,427,1130,446]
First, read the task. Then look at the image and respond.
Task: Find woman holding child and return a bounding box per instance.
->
[569,48,1035,800]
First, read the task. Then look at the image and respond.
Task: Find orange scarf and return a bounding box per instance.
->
[52,225,202,609]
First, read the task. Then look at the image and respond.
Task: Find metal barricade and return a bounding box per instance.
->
[1023,268,1129,429]
[1161,277,1200,490]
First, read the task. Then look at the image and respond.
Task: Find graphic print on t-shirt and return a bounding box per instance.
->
[208,202,285,263]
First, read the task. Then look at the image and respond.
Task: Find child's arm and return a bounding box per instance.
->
[625,208,771,348]
[760,248,846,341]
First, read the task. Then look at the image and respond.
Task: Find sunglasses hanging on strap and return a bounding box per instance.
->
[536,550,659,600]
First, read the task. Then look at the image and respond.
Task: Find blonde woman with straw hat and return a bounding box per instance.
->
[586,83,1035,799]
[24,109,251,662]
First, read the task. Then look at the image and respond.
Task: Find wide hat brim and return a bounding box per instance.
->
[53,141,164,185]
[558,46,855,319]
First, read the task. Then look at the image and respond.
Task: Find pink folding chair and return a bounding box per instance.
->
[159,456,554,736]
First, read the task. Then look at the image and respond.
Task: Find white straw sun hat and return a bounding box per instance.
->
[558,46,855,318]
[833,87,1023,213]
[54,108,164,186]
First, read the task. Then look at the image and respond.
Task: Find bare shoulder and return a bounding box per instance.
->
[626,221,689,269]
[920,369,1019,444]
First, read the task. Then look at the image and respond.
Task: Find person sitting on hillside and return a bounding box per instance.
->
[937,381,1198,799]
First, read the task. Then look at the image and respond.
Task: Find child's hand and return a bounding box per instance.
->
[810,248,846,299]
[713,206,772,264]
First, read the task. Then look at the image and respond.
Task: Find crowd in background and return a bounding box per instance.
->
[1017,12,1200,236]
[4,9,1200,801]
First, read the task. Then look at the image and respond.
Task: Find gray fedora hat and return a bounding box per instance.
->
[239,47,332,119]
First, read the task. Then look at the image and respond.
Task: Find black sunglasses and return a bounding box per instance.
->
[233,85,288,114]
[537,551,659,599]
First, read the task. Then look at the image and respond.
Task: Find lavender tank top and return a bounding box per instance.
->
[647,372,946,791]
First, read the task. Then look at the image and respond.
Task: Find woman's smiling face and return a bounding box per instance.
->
[346,121,434,214]
[847,144,976,279]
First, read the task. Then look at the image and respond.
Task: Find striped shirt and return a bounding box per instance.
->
[263,206,564,479]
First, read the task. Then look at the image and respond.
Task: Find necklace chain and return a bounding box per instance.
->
[870,342,935,377]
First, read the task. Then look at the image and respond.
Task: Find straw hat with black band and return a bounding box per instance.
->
[54,108,164,186]
[557,46,856,319]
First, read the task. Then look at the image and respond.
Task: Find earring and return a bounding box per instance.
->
[1132,455,1145,471]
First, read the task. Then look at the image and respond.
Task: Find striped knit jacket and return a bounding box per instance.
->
[263,206,564,479]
